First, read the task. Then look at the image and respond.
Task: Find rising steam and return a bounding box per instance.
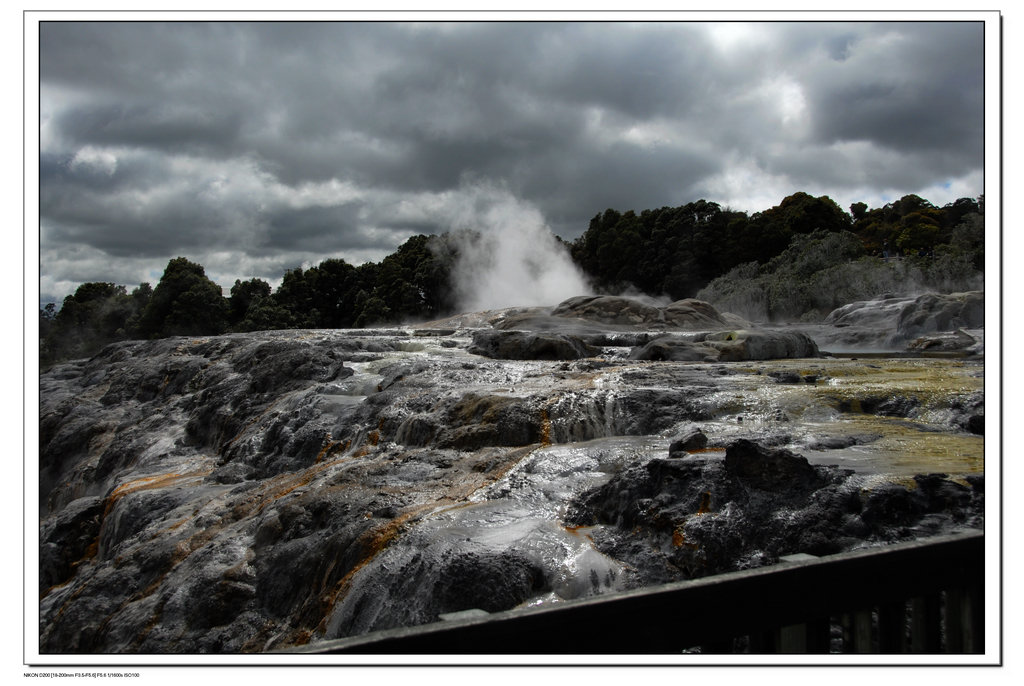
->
[447,187,591,312]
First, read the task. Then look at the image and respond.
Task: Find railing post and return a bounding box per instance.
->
[850,609,874,653]
[806,616,832,653]
[911,594,942,652]
[945,588,965,652]
[747,630,775,653]
[878,600,907,652]
[778,624,807,653]
[965,581,985,653]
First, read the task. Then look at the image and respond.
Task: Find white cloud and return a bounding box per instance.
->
[69,146,118,176]
[704,23,771,54]
[699,155,796,214]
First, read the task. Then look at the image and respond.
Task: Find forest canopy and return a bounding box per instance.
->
[40,191,984,366]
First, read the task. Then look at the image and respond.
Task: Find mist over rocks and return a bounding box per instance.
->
[809,290,985,352]
[896,291,984,339]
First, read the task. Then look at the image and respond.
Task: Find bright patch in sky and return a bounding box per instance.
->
[705,23,766,52]
[69,146,118,176]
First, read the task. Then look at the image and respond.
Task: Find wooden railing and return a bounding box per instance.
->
[290,531,985,655]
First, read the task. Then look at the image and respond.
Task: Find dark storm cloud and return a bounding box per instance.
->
[805,23,984,155]
[54,102,243,152]
[261,203,408,255]
[38,18,987,305]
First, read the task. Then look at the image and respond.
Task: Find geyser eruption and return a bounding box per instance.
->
[448,188,591,312]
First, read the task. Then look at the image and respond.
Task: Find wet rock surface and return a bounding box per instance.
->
[566,441,983,586]
[37,297,984,654]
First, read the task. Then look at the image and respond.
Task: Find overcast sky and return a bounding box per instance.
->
[37,18,987,305]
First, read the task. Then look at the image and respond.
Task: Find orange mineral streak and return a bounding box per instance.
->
[671,493,713,548]
[236,453,359,519]
[315,437,350,464]
[42,475,208,601]
[564,524,596,543]
[672,528,686,547]
[306,445,540,642]
[540,407,552,446]
[102,470,212,520]
[685,447,727,455]
[672,526,700,550]
[313,506,425,636]
[223,398,283,451]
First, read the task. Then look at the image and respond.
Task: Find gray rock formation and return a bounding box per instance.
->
[550,295,738,329]
[897,291,984,339]
[627,329,819,362]
[668,427,708,457]
[36,300,984,654]
[566,440,983,585]
[809,291,985,352]
[467,330,601,360]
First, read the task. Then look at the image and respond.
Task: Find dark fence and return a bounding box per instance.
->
[290,530,985,655]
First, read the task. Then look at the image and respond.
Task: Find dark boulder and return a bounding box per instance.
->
[468,330,600,360]
[628,337,718,362]
[668,427,708,457]
[432,550,545,614]
[701,330,820,361]
[233,340,354,393]
[723,439,826,493]
[768,370,803,384]
[629,330,819,362]
[907,329,979,353]
[967,414,984,435]
[567,438,982,588]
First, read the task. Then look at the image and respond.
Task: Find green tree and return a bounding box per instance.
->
[229,278,272,326]
[272,267,318,328]
[40,282,141,364]
[947,212,985,271]
[306,258,361,328]
[138,257,228,337]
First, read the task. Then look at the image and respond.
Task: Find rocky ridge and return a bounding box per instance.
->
[37,295,984,653]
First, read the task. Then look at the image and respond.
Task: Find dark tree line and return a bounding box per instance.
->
[569,191,983,301]
[40,234,461,366]
[39,191,984,366]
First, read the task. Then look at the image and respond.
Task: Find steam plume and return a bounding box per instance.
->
[448,187,591,312]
